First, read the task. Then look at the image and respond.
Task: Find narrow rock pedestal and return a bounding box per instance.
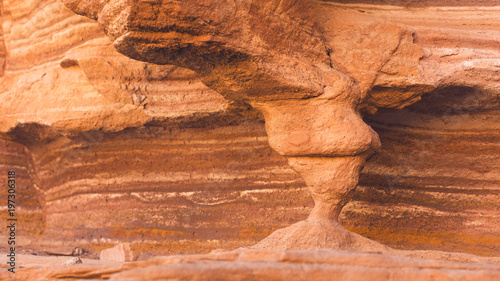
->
[254,156,388,252]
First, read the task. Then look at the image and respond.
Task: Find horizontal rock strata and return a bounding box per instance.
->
[0,140,44,236]
[2,249,500,281]
[0,0,498,260]
[34,116,311,255]
[343,98,500,256]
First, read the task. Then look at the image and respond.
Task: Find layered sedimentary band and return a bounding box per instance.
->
[0,0,227,134]
[2,249,500,281]
[0,140,44,236]
[0,0,499,258]
[344,102,500,256]
[2,0,103,71]
[5,106,499,256]
[34,117,311,254]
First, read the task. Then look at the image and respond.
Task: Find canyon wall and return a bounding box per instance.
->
[0,0,499,257]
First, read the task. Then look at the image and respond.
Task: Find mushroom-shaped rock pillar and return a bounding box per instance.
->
[250,84,385,251]
[61,0,395,252]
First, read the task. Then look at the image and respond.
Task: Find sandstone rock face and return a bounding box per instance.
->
[0,140,43,236]
[0,0,499,264]
[2,249,500,281]
[0,1,311,256]
[321,1,500,256]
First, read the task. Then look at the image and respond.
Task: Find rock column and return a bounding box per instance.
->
[250,84,387,251]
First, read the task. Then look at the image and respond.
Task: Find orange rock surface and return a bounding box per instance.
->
[1,249,500,281]
[0,0,499,279]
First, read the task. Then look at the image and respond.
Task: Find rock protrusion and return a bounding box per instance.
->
[100,243,138,262]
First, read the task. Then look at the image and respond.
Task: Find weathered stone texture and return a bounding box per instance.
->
[0,0,499,263]
[0,140,44,236]
[2,249,500,281]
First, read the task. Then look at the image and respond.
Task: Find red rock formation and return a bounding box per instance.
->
[57,0,500,254]
[0,0,498,265]
[1,249,500,281]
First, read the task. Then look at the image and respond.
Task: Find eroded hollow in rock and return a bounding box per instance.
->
[343,85,500,256]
